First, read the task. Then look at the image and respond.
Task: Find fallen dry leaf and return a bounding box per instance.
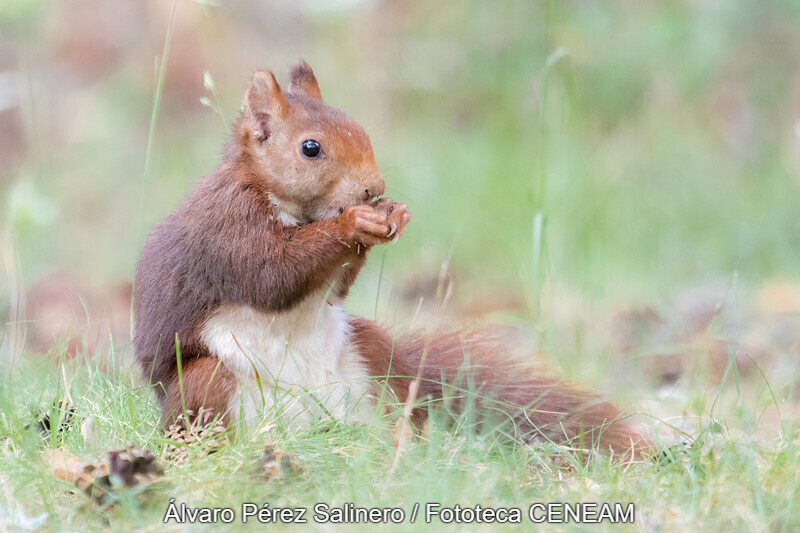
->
[42,449,84,483]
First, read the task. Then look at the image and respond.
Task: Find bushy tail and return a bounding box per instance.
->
[350,317,652,459]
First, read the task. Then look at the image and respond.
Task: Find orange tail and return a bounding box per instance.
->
[350,317,652,459]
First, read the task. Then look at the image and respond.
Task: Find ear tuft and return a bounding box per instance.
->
[288,60,322,100]
[244,70,288,142]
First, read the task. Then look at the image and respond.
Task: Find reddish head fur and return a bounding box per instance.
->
[237,65,384,224]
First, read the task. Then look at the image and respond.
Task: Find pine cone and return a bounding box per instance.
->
[163,409,229,465]
[258,444,301,481]
[74,446,162,506]
[28,400,76,441]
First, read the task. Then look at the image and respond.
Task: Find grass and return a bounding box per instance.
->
[0,348,797,531]
[2,0,800,530]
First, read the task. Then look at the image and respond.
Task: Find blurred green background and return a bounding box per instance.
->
[2,0,800,357]
[2,6,800,529]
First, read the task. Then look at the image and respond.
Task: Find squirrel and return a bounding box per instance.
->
[134,61,651,458]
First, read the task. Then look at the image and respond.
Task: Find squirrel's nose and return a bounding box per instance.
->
[364,179,385,200]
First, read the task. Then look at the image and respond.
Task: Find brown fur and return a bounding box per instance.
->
[134,62,650,458]
[134,180,398,409]
[135,62,403,424]
[350,318,649,458]
[288,60,323,100]
[162,356,237,427]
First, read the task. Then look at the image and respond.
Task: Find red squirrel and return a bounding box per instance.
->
[134,61,651,458]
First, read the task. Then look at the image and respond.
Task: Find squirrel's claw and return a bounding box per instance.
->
[386,204,411,243]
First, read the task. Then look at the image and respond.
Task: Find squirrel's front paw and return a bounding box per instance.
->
[340,201,412,246]
[370,198,412,242]
[387,203,411,241]
[338,205,391,247]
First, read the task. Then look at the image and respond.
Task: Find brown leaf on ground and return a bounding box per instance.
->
[757,280,800,313]
[42,449,85,483]
[23,273,132,364]
[44,446,163,506]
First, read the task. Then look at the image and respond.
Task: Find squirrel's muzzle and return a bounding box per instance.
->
[363,173,385,201]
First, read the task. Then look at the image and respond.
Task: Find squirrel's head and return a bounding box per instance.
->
[239,61,385,225]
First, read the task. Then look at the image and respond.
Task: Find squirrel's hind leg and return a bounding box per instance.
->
[161,356,237,428]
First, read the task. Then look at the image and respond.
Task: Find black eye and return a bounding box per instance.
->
[301,139,321,158]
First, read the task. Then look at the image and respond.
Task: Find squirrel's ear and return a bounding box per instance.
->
[288,60,322,100]
[244,70,288,142]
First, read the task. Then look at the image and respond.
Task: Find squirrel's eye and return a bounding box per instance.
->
[301,139,321,159]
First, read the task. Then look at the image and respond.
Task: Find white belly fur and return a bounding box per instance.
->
[199,290,373,428]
